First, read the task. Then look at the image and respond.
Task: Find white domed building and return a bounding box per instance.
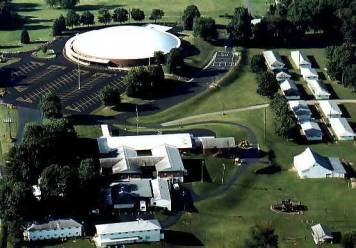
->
[65,25,181,67]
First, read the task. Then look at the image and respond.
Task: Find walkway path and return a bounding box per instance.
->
[244,0,257,16]
[162,103,269,126]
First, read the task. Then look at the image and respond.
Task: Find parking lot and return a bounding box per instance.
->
[3,59,127,114]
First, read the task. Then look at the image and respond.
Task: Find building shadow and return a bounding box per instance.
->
[307,55,320,69]
[280,55,292,69]
[164,230,204,246]
[338,104,351,118]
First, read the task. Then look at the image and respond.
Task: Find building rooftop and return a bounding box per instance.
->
[318,100,342,117]
[27,219,82,231]
[96,219,161,235]
[329,118,355,138]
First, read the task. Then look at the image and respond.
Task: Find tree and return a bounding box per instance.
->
[112,8,128,23]
[150,9,164,23]
[80,11,94,27]
[40,164,77,200]
[256,72,279,98]
[39,92,62,119]
[343,65,356,91]
[182,5,200,30]
[65,9,80,28]
[46,0,58,8]
[59,0,79,9]
[100,85,121,106]
[52,15,66,36]
[274,111,297,139]
[20,30,30,44]
[154,50,165,65]
[227,7,252,45]
[79,158,100,183]
[131,8,145,22]
[193,17,217,40]
[326,44,355,82]
[250,54,267,73]
[97,8,112,26]
[166,48,184,74]
[244,224,279,248]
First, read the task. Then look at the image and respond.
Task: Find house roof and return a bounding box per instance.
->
[306,79,330,97]
[329,118,356,137]
[98,133,193,153]
[151,178,171,203]
[151,144,185,172]
[96,219,161,235]
[291,50,311,66]
[318,100,342,117]
[288,100,312,118]
[276,71,291,80]
[27,219,82,231]
[301,67,318,78]
[300,121,322,138]
[263,50,284,68]
[311,224,332,239]
[280,79,299,96]
[294,147,333,172]
[200,137,236,149]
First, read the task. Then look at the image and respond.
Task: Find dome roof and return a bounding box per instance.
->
[71,25,181,60]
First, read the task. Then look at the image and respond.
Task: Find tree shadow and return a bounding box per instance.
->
[307,55,320,69]
[75,4,125,11]
[183,158,212,183]
[67,114,114,125]
[13,2,40,12]
[164,230,204,246]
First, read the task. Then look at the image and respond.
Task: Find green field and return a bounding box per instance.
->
[0,0,268,51]
[0,105,18,163]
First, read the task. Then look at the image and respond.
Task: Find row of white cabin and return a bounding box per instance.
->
[263,50,331,100]
[288,100,355,141]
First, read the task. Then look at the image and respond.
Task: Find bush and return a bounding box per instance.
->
[20,30,30,44]
[100,85,121,106]
[250,54,266,73]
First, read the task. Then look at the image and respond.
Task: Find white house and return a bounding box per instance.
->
[291,50,311,69]
[23,219,83,241]
[288,100,312,122]
[301,67,319,80]
[276,71,291,82]
[311,224,333,244]
[318,100,342,118]
[151,178,171,211]
[280,79,300,100]
[300,121,323,141]
[263,50,285,71]
[306,79,330,99]
[94,219,163,247]
[329,118,356,141]
[293,147,346,178]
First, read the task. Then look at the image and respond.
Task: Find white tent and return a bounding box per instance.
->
[293,147,346,178]
[311,224,333,244]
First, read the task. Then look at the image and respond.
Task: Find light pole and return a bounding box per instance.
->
[76,33,81,90]
[221,163,226,184]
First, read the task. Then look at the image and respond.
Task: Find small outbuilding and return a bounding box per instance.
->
[280,79,300,100]
[291,50,312,69]
[300,121,323,141]
[311,224,333,245]
[263,50,285,71]
[318,100,342,118]
[288,100,312,122]
[306,79,330,100]
[301,67,319,80]
[329,118,355,141]
[276,71,291,82]
[293,147,346,178]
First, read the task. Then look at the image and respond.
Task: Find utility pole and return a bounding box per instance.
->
[201,159,205,182]
[221,163,225,185]
[136,105,139,135]
[3,108,14,141]
[264,107,267,143]
[76,33,81,90]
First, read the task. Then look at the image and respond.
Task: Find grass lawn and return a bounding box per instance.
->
[29,238,95,248]
[0,105,18,163]
[0,0,268,51]
[183,35,221,68]
[138,49,268,125]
